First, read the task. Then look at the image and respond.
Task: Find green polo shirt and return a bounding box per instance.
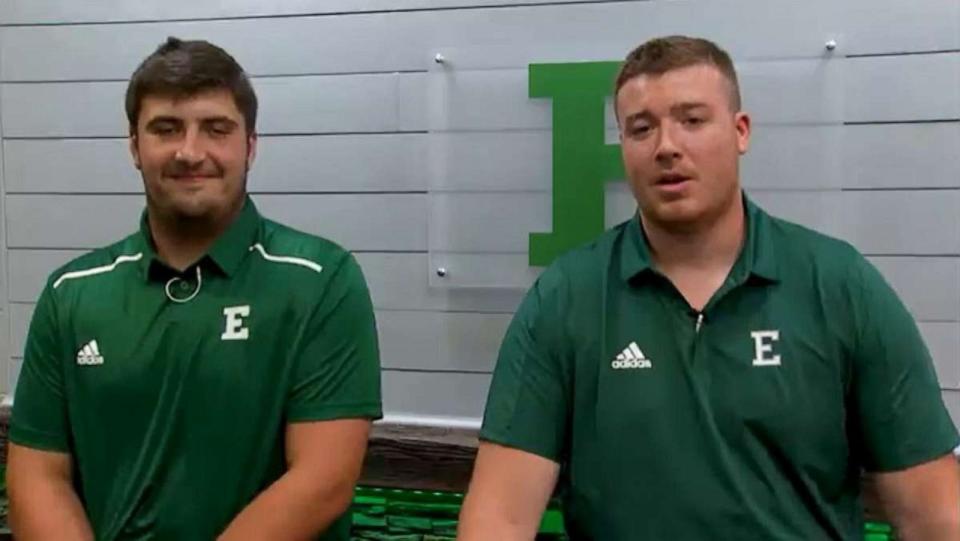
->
[10,197,382,540]
[481,196,958,540]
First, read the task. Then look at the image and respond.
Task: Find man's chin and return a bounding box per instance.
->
[164,198,220,221]
[641,200,709,230]
[646,195,697,215]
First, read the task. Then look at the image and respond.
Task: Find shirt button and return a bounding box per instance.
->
[180,281,191,290]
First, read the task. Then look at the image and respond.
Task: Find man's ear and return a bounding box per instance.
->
[246,132,258,171]
[129,131,142,170]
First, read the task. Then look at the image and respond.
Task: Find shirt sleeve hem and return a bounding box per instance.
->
[479,427,561,463]
[8,425,70,453]
[287,402,383,423]
[865,435,960,473]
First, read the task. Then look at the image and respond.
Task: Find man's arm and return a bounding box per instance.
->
[458,442,560,541]
[218,253,380,540]
[8,282,90,540]
[217,418,371,541]
[845,256,960,539]
[7,443,93,541]
[872,453,960,541]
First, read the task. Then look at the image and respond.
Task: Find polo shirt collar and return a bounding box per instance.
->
[619,193,780,284]
[136,196,262,281]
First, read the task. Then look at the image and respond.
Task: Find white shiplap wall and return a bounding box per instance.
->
[0,0,958,427]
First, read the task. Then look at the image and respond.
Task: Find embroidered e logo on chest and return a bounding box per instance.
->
[221,305,251,341]
[751,330,781,367]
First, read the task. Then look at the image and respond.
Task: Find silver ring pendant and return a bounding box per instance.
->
[165,266,203,303]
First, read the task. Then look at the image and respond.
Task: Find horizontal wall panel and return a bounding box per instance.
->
[842,123,960,189]
[5,194,144,250]
[382,370,490,419]
[0,15,420,81]
[5,55,957,139]
[2,135,428,193]
[9,359,22,394]
[1,81,128,138]
[397,73,429,132]
[431,56,954,131]
[6,250,77,302]
[752,189,960,256]
[867,257,960,323]
[429,68,549,131]
[431,125,846,193]
[741,125,842,190]
[426,123,959,193]
[9,304,30,359]
[255,74,409,134]
[945,391,960,430]
[4,139,141,193]
[378,310,508,372]
[735,57,844,125]
[843,53,960,123]
[0,311,8,391]
[355,253,526,313]
[0,0,622,25]
[1,73,412,138]
[1,1,847,81]
[921,322,960,390]
[5,194,427,251]
[428,130,552,192]
[430,191,551,253]
[11,122,956,199]
[9,0,955,77]
[431,60,846,132]
[747,190,846,240]
[842,0,960,56]
[430,188,958,256]
[630,188,955,256]
[839,190,960,256]
[428,253,541,290]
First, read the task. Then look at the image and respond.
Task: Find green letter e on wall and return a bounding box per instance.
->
[528,61,624,267]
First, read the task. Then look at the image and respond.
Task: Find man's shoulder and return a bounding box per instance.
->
[763,211,866,273]
[47,233,144,293]
[255,218,355,278]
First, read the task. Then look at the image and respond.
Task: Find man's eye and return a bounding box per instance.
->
[150,124,178,135]
[208,124,233,136]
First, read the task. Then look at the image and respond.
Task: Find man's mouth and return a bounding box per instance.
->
[656,173,692,185]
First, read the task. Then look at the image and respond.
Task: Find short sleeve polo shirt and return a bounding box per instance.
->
[11,197,382,540]
[481,196,958,540]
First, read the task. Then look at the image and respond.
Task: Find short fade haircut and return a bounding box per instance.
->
[614,35,741,111]
[125,37,258,135]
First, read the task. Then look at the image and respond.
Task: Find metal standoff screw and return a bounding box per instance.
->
[436,267,448,277]
[434,53,446,64]
[825,39,838,52]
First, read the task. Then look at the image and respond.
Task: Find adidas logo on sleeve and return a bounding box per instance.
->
[611,342,652,369]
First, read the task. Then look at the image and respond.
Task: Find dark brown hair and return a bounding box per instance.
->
[615,35,741,111]
[125,37,258,134]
